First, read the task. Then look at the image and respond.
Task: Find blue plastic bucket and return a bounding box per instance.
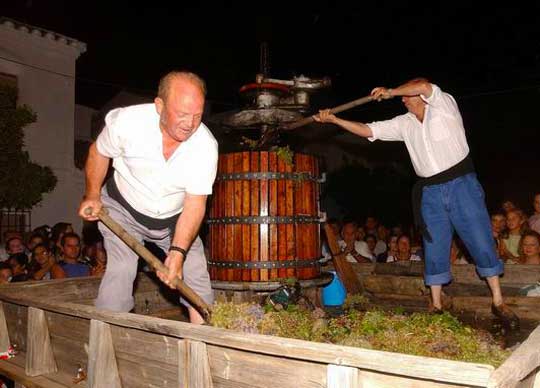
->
[321,271,346,306]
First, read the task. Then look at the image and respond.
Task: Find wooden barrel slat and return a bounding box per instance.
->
[225,155,235,282]
[208,151,322,282]
[269,153,279,280]
[250,152,260,282]
[233,153,243,281]
[259,152,269,282]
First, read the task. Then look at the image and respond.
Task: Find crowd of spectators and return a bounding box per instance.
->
[0,222,106,285]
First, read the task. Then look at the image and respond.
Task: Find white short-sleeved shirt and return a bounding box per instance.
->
[96,104,218,219]
[337,239,375,263]
[367,84,469,178]
[386,254,422,263]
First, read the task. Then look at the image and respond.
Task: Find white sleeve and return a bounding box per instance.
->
[185,137,218,195]
[367,114,407,142]
[95,108,124,158]
[421,84,460,117]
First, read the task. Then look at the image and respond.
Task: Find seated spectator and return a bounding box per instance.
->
[502,200,518,214]
[59,233,90,278]
[0,230,23,261]
[8,252,29,282]
[450,239,469,265]
[91,247,107,277]
[518,231,540,265]
[364,216,379,236]
[84,241,107,277]
[5,236,25,257]
[50,222,74,260]
[500,209,528,263]
[374,225,388,256]
[29,244,66,280]
[386,235,422,262]
[338,221,374,263]
[0,262,12,284]
[528,193,540,234]
[27,232,47,252]
[491,212,507,249]
[364,234,378,258]
[376,233,399,263]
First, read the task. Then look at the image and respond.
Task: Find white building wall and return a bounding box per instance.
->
[0,20,86,232]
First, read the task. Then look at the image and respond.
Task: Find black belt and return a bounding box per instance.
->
[106,177,180,232]
[412,155,475,242]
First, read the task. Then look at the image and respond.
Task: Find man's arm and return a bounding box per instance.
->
[314,110,373,138]
[157,193,207,287]
[78,143,110,221]
[371,78,433,100]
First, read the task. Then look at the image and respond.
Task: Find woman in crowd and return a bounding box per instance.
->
[528,193,540,234]
[518,230,540,265]
[376,233,399,263]
[386,235,422,262]
[30,243,66,280]
[8,253,29,282]
[500,208,528,263]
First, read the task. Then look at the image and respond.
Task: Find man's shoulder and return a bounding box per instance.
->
[191,122,218,148]
[105,104,157,128]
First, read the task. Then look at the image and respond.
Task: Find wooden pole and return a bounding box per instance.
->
[281,95,374,131]
[86,208,212,321]
[25,307,57,376]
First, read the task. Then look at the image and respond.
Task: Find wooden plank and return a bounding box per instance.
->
[363,275,429,296]
[0,297,494,387]
[488,325,540,388]
[259,152,269,281]
[207,344,326,388]
[88,320,122,388]
[3,302,28,352]
[0,301,10,352]
[327,365,359,388]
[179,339,213,388]
[277,156,287,279]
[233,152,243,282]
[250,152,260,282]
[302,155,319,278]
[0,354,74,388]
[269,152,278,280]
[285,159,295,279]
[225,154,235,282]
[242,151,251,282]
[356,369,462,388]
[25,307,57,377]
[323,224,363,294]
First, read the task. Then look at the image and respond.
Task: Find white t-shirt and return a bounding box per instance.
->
[338,239,375,263]
[96,104,218,219]
[368,84,469,178]
[386,254,422,263]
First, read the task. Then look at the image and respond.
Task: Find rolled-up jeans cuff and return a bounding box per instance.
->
[476,260,504,278]
[424,271,452,286]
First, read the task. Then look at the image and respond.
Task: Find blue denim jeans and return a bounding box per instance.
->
[421,173,504,285]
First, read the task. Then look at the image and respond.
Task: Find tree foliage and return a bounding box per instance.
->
[0,84,57,209]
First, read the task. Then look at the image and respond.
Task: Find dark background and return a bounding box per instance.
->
[4,2,540,225]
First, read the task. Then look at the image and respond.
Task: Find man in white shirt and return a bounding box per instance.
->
[79,71,218,324]
[315,78,517,325]
[337,221,374,263]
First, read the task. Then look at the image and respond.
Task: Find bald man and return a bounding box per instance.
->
[79,71,218,324]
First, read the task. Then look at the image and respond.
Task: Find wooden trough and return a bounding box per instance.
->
[1,273,540,388]
[352,262,540,321]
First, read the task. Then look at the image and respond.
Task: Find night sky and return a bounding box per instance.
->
[4,2,540,217]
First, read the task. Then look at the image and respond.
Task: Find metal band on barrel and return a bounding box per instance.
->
[207,258,321,269]
[216,172,323,181]
[206,216,322,224]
